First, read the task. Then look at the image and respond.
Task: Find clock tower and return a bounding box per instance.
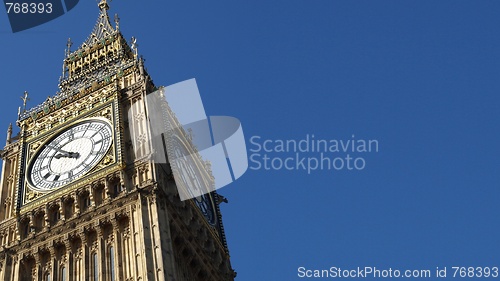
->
[0,1,236,280]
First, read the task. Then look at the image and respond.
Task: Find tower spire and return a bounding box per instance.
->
[76,0,116,49]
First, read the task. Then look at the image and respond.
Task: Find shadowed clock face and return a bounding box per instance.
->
[172,137,216,226]
[27,119,113,191]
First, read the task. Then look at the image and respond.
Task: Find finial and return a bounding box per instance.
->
[114,14,120,31]
[20,91,29,112]
[6,123,12,145]
[98,0,110,12]
[17,106,21,120]
[139,55,145,76]
[66,38,72,57]
[131,36,138,58]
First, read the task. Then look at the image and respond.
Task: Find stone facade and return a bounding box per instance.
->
[0,1,235,280]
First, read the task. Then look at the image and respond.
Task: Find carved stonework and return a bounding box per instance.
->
[25,190,42,203]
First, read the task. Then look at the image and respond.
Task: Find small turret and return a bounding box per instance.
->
[139,56,145,76]
[6,123,12,145]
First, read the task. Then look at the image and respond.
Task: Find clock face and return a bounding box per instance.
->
[171,137,216,225]
[27,119,113,191]
[194,194,216,226]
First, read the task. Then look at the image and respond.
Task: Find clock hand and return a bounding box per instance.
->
[46,145,79,158]
[54,153,75,159]
[45,144,73,155]
[54,152,80,159]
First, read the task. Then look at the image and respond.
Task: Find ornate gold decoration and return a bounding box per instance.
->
[26,190,42,202]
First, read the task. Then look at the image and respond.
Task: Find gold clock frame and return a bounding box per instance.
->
[20,100,122,212]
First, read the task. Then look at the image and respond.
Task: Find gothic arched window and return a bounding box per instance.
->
[61,266,66,281]
[109,246,115,281]
[93,253,99,281]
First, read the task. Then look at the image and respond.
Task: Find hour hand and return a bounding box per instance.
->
[54,152,80,159]
[54,153,71,159]
[54,153,65,159]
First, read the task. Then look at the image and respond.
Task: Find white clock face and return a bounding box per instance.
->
[28,119,113,191]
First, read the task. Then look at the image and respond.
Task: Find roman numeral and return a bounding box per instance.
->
[43,172,51,179]
[68,131,74,141]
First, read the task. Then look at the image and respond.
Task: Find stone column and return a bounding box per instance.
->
[33,252,40,281]
[104,178,112,202]
[96,224,104,281]
[87,187,94,210]
[119,170,126,193]
[63,235,72,281]
[44,205,50,231]
[11,255,19,281]
[49,245,56,281]
[111,217,121,281]
[78,230,87,281]
[123,224,132,280]
[73,192,81,216]
[59,198,65,222]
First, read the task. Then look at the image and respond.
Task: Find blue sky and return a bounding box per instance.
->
[1,1,500,280]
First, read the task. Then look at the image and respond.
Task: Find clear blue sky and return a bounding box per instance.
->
[1,1,500,280]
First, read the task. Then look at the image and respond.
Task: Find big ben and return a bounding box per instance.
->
[0,1,236,280]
